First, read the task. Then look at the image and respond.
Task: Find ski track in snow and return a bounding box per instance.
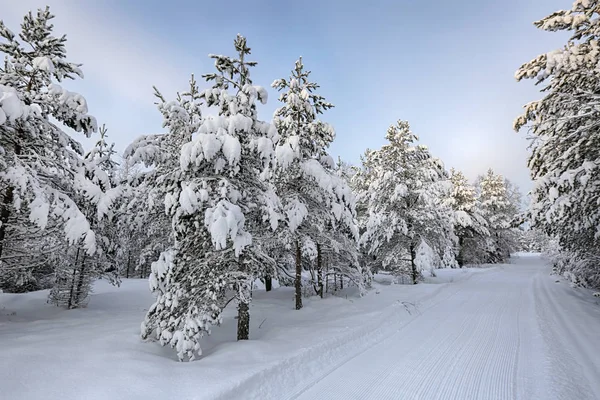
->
[287,255,600,400]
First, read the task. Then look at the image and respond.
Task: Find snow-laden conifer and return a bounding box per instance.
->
[448,168,489,266]
[0,8,118,291]
[141,35,281,360]
[477,169,519,263]
[271,58,362,306]
[515,0,600,288]
[49,125,121,308]
[356,120,455,283]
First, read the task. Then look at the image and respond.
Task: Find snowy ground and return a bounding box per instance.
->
[1,254,599,400]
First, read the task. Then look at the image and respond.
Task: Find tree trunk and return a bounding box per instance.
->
[237,256,250,340]
[340,273,344,290]
[265,275,272,292]
[125,251,131,279]
[73,254,87,308]
[67,247,81,309]
[295,240,302,310]
[0,140,21,261]
[410,241,418,285]
[237,300,250,340]
[457,236,465,268]
[0,186,14,261]
[316,243,323,298]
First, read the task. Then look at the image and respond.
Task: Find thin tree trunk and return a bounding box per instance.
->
[340,273,344,290]
[317,243,323,298]
[0,141,21,261]
[457,236,465,268]
[265,275,272,292]
[410,241,418,285]
[237,256,250,340]
[325,265,329,295]
[0,186,14,261]
[67,247,81,309]
[126,251,131,279]
[237,301,250,340]
[295,240,302,310]
[73,254,87,308]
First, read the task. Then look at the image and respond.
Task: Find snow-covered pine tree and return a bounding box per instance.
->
[114,169,169,279]
[519,227,550,253]
[514,0,600,288]
[141,35,281,360]
[0,7,117,292]
[329,157,371,293]
[356,120,455,283]
[271,57,360,306]
[477,169,518,263]
[122,76,201,279]
[49,125,121,308]
[448,168,489,266]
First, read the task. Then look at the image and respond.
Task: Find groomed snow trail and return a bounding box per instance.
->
[289,254,600,400]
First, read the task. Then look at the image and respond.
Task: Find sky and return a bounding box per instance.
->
[0,0,572,193]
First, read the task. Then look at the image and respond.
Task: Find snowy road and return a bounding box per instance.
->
[2,254,599,400]
[289,254,600,400]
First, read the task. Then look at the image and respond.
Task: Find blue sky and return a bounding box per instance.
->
[1,0,571,192]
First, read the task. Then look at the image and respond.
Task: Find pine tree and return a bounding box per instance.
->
[141,35,281,360]
[122,76,202,279]
[514,0,600,288]
[0,7,117,292]
[448,168,489,266]
[271,57,360,306]
[477,169,518,263]
[356,120,455,283]
[519,227,550,252]
[49,125,121,308]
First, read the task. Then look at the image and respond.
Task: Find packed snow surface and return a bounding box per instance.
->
[1,253,599,400]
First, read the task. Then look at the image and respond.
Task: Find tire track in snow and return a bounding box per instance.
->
[286,257,600,400]
[368,291,490,400]
[432,276,519,400]
[401,294,498,400]
[293,268,523,400]
[473,286,519,400]
[533,271,600,400]
[286,271,495,400]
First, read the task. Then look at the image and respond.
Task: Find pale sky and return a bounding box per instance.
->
[0,0,571,192]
